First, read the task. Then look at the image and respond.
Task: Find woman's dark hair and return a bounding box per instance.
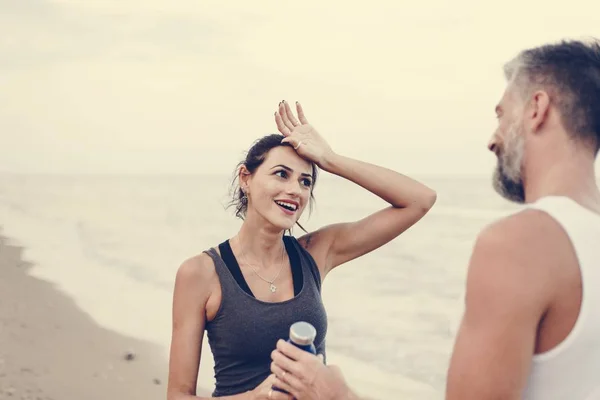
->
[227,133,319,233]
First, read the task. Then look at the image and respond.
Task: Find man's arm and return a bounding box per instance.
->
[445,211,553,400]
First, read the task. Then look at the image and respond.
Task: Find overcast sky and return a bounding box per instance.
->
[1,0,599,176]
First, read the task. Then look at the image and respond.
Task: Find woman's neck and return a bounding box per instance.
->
[233,213,286,267]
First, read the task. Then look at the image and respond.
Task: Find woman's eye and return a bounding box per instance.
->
[302,179,313,187]
[275,170,287,178]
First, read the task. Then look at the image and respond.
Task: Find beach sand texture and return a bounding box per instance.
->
[0,235,168,400]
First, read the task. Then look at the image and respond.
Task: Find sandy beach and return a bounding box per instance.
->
[0,233,169,400]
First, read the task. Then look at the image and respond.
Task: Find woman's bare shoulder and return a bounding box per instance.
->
[174,249,220,294]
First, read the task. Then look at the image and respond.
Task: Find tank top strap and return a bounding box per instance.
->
[285,235,323,293]
[203,247,239,298]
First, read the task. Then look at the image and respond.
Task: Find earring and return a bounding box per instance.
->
[241,190,248,205]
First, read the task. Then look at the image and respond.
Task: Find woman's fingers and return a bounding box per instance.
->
[261,375,293,400]
[271,362,304,391]
[270,387,294,400]
[296,102,308,124]
[272,377,296,398]
[278,102,296,131]
[280,136,302,150]
[283,101,300,127]
[274,112,292,136]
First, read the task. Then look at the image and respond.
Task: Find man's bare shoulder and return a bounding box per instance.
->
[465,208,565,311]
[475,207,566,262]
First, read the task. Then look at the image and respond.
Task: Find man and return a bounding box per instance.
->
[269,38,600,400]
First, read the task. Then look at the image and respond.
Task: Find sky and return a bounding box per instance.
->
[1,0,600,176]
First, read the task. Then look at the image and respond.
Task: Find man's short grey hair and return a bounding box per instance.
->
[503,38,600,152]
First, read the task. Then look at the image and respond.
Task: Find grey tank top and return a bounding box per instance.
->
[203,235,328,397]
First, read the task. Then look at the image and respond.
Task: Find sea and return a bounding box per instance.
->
[0,173,524,399]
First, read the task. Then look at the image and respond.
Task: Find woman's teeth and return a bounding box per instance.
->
[275,201,297,211]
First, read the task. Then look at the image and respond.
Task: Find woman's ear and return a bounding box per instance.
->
[239,165,251,194]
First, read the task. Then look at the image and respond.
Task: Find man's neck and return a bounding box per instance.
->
[524,147,600,210]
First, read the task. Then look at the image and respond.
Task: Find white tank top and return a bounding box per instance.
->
[522,196,600,400]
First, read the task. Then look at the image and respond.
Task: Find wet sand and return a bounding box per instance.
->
[0,234,168,400]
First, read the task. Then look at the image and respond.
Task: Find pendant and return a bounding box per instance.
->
[270,284,277,293]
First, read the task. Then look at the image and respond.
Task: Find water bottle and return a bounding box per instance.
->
[287,321,317,354]
[272,321,317,394]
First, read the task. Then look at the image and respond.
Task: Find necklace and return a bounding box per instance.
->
[237,238,286,293]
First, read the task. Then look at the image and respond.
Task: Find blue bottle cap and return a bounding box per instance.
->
[289,321,317,345]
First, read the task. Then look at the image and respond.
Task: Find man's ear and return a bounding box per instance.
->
[529,90,550,133]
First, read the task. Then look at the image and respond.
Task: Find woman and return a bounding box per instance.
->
[167,101,437,400]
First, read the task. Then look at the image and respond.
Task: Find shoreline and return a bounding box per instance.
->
[0,233,169,400]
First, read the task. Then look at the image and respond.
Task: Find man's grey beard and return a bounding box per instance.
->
[492,124,526,203]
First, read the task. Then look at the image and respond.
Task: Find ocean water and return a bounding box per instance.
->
[0,173,522,399]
